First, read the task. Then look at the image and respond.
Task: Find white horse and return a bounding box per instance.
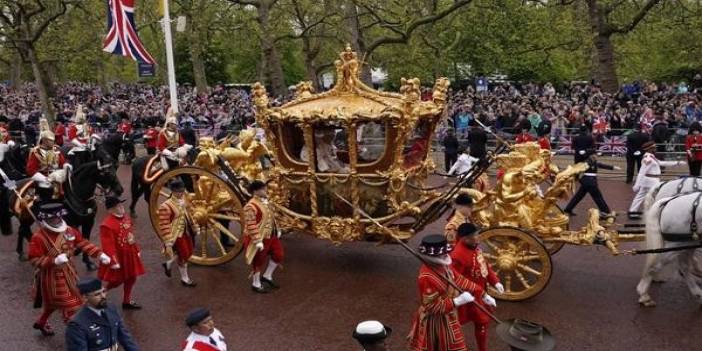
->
[637,192,702,307]
[644,177,702,211]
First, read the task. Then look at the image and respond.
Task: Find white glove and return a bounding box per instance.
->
[99,253,111,265]
[483,294,497,307]
[494,283,505,294]
[71,138,86,148]
[31,172,49,184]
[161,149,175,158]
[63,163,73,172]
[276,229,282,238]
[7,140,15,148]
[48,169,67,183]
[255,242,264,252]
[110,263,121,270]
[452,291,475,307]
[54,253,69,266]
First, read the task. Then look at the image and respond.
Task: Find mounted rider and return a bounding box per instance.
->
[157,107,192,171]
[67,105,100,167]
[27,119,71,201]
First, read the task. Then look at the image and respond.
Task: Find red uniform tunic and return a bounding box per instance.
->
[538,136,551,150]
[158,198,193,264]
[515,133,534,144]
[407,264,484,351]
[53,122,65,146]
[67,123,91,144]
[28,227,102,320]
[26,146,66,176]
[157,130,184,151]
[686,135,702,161]
[144,128,159,149]
[118,122,132,135]
[181,329,227,351]
[243,197,283,272]
[451,242,499,325]
[97,214,145,284]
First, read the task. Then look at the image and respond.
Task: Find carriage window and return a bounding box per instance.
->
[357,121,386,164]
[402,120,432,168]
[280,122,306,163]
[309,125,350,173]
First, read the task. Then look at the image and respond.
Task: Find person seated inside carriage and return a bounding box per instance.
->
[300,129,349,173]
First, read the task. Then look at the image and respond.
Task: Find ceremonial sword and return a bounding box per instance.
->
[333,191,504,325]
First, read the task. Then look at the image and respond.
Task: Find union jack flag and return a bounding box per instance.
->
[598,135,626,156]
[103,0,155,64]
[556,135,572,154]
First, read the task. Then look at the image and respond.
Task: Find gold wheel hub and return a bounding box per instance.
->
[496,253,517,271]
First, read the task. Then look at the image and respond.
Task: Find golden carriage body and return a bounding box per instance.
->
[147,46,451,265]
[146,46,645,302]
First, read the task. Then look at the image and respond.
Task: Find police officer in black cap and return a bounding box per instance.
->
[353,320,391,351]
[65,277,140,351]
[625,124,649,183]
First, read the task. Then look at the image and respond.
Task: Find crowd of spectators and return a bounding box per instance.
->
[0,82,257,138]
[3,76,702,150]
[443,76,702,146]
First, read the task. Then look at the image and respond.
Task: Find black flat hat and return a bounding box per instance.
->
[169,178,186,192]
[185,308,211,327]
[37,203,68,220]
[77,277,102,295]
[496,319,555,351]
[457,223,479,238]
[418,234,453,257]
[105,195,126,210]
[455,193,473,206]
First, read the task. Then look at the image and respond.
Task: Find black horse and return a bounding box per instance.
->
[10,144,123,266]
[129,146,198,217]
[0,144,30,235]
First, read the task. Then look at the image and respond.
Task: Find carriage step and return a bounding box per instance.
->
[622,223,645,228]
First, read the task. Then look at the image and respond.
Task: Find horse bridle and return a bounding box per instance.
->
[65,160,114,203]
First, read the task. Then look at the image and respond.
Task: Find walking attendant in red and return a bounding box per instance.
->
[450,223,501,351]
[407,234,485,351]
[243,180,284,293]
[28,203,111,336]
[98,196,145,310]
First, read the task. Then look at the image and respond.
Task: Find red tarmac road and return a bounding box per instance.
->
[1,165,700,351]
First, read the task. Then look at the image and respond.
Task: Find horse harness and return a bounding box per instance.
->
[658,191,702,242]
[675,177,702,194]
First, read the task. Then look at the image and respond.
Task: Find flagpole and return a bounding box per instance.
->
[161,0,179,113]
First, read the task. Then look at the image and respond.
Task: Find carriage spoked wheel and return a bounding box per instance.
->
[149,167,245,266]
[478,227,552,301]
[540,204,568,255]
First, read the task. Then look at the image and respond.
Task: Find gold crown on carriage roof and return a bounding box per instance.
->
[251,45,451,126]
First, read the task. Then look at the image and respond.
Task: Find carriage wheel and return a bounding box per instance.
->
[149,167,245,266]
[478,227,552,301]
[541,204,567,255]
